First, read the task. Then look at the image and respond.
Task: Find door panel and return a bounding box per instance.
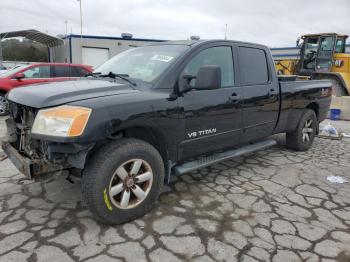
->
[177,45,242,160]
[238,46,279,142]
[241,84,279,141]
[179,87,242,159]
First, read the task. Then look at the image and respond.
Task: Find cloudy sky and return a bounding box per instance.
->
[1,0,349,47]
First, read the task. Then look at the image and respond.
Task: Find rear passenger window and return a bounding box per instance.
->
[53,66,71,77]
[239,47,269,85]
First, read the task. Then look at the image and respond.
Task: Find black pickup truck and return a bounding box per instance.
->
[2,40,332,224]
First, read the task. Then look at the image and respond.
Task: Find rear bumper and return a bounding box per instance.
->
[1,141,64,179]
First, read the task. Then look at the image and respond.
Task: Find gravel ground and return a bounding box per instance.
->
[0,116,350,262]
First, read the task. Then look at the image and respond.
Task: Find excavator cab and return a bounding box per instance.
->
[297,33,347,76]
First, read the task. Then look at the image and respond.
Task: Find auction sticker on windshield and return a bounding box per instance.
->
[151,55,174,62]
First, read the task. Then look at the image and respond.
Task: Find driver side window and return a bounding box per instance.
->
[183,46,234,87]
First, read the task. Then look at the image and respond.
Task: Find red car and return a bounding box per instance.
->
[0,63,92,115]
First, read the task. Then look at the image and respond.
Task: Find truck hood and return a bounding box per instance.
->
[7,78,139,108]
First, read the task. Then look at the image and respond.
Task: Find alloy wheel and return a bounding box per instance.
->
[108,159,153,209]
[302,119,314,142]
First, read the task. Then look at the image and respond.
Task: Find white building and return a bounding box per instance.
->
[49,33,165,68]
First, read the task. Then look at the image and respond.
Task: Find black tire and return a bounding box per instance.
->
[286,109,317,151]
[0,93,9,116]
[82,138,164,225]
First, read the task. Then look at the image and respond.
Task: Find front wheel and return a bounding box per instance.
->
[82,138,164,224]
[0,93,9,116]
[286,109,317,151]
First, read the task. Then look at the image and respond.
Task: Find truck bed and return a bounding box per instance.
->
[274,79,332,134]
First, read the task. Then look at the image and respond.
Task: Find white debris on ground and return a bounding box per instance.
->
[319,120,350,139]
[327,176,348,184]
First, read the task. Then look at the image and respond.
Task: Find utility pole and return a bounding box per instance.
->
[65,20,68,36]
[0,33,8,65]
[0,39,2,65]
[77,0,83,62]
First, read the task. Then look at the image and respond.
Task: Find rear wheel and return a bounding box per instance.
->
[82,138,164,224]
[286,109,317,151]
[0,93,9,116]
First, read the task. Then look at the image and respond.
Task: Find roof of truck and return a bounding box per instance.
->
[150,39,269,49]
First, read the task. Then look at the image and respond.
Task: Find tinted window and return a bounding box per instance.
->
[53,66,71,77]
[184,46,234,87]
[23,66,50,78]
[71,66,89,77]
[239,47,269,85]
[320,36,334,51]
[335,39,345,53]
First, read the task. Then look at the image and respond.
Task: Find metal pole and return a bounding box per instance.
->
[78,0,83,63]
[0,39,3,64]
[0,32,7,65]
[65,20,68,36]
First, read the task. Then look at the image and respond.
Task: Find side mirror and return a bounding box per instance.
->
[195,65,221,90]
[13,73,25,80]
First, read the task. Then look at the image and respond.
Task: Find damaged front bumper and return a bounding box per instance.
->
[2,112,95,179]
[1,141,65,179]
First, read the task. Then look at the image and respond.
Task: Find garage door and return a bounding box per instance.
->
[82,47,109,68]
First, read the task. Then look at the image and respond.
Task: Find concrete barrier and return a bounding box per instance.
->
[329,96,350,121]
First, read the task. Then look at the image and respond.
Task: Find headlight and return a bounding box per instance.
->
[31,106,92,137]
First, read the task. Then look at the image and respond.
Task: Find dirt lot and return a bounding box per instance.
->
[0,116,350,262]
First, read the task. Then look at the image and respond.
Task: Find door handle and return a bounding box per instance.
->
[229,93,240,103]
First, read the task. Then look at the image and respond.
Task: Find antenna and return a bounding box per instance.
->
[65,20,68,36]
[225,24,228,40]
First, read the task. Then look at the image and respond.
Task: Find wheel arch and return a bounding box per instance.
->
[122,125,170,163]
[88,125,171,165]
[305,102,319,120]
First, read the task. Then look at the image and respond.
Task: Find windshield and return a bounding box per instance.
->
[0,65,27,78]
[94,44,189,83]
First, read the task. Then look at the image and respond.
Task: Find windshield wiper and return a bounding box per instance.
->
[85,72,102,77]
[100,72,137,86]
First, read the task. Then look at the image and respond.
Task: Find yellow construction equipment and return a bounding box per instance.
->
[275,33,350,96]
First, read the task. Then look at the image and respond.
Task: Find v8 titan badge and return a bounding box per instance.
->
[188,128,217,139]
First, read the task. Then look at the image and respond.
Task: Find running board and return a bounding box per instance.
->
[174,139,276,175]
